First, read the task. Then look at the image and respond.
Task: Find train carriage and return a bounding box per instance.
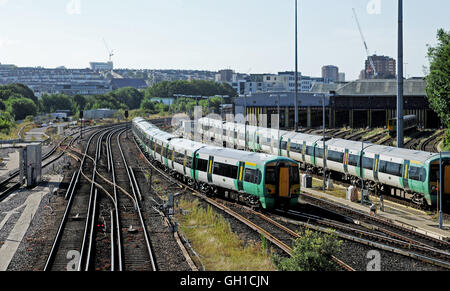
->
[133,118,301,210]
[192,117,450,208]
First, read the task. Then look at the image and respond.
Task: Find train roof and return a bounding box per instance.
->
[169,138,209,151]
[198,146,282,165]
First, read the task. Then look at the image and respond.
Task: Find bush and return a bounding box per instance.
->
[0,111,14,134]
[272,228,343,271]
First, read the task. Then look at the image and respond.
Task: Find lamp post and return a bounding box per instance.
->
[322,94,326,191]
[361,138,365,204]
[439,152,443,230]
[244,95,248,151]
[294,0,299,132]
[397,0,404,148]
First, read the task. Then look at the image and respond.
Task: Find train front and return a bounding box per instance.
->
[264,158,300,209]
[427,154,450,210]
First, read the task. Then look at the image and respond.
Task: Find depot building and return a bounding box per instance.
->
[233,79,441,129]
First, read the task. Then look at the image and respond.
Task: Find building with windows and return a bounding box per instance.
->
[361,55,396,79]
[0,66,112,97]
[322,65,339,83]
[90,61,114,72]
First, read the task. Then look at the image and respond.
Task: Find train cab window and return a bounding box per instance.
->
[244,168,262,184]
[196,159,209,172]
[265,167,277,185]
[430,165,439,182]
[290,166,300,184]
[409,166,426,182]
[362,157,374,170]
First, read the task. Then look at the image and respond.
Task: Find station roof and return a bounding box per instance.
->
[234,92,329,108]
[311,79,427,97]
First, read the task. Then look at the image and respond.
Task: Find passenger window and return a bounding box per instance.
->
[244,168,262,184]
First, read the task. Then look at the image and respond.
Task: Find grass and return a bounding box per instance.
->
[362,128,385,139]
[175,198,276,271]
[0,122,35,140]
[311,178,347,199]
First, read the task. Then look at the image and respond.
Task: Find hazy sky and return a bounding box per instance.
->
[0,0,448,80]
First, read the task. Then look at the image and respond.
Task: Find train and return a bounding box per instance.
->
[186,117,450,208]
[132,117,301,210]
[388,115,418,136]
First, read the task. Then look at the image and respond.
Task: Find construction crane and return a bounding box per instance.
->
[103,38,114,62]
[352,8,378,78]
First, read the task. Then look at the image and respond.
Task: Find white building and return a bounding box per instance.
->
[90,62,114,72]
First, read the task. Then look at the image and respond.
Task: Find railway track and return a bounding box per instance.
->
[0,125,108,202]
[111,129,157,271]
[44,124,159,271]
[44,126,108,271]
[300,193,450,252]
[132,133,358,271]
[420,131,444,153]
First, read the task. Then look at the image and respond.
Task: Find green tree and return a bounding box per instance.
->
[6,96,38,121]
[73,94,87,112]
[273,228,343,271]
[141,98,157,113]
[425,29,450,147]
[40,94,74,114]
[0,111,14,133]
[0,84,38,105]
[110,87,143,110]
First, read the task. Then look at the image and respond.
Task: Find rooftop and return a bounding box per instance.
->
[311,79,427,96]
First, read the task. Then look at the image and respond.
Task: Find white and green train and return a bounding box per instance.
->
[194,117,450,208]
[132,118,300,210]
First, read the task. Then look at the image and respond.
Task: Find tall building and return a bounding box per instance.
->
[322,65,339,83]
[338,72,346,83]
[216,69,234,83]
[362,55,396,79]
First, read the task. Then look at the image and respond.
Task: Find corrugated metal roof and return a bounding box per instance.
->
[311,79,426,96]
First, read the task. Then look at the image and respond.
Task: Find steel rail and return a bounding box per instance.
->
[132,134,354,271]
[117,129,157,271]
[79,129,109,271]
[43,127,107,271]
[106,127,125,271]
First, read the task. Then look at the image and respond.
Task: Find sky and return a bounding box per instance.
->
[0,0,448,80]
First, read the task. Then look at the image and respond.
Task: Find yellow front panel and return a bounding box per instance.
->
[279,167,290,198]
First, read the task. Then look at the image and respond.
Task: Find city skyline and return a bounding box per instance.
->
[0,0,449,80]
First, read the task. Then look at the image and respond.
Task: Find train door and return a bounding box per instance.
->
[237,162,245,192]
[265,161,299,200]
[443,159,450,210]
